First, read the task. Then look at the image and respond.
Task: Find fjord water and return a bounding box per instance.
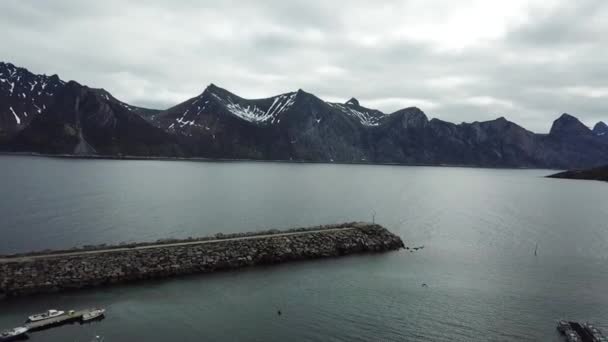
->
[1,156,607,341]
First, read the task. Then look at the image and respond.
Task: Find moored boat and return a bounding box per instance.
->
[82,309,105,322]
[564,329,582,342]
[26,309,64,322]
[0,327,28,341]
[558,320,607,342]
[558,320,572,333]
[583,322,608,342]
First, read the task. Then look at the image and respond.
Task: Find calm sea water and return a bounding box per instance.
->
[1,156,608,341]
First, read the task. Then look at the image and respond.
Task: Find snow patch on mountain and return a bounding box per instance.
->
[329,103,384,126]
[211,92,297,123]
[266,93,297,123]
[9,107,20,124]
[0,62,65,131]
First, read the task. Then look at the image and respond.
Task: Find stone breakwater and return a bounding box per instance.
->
[0,223,404,297]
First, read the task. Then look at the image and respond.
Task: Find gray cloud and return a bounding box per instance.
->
[1,0,606,132]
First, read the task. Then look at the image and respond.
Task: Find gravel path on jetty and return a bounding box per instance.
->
[0,223,404,297]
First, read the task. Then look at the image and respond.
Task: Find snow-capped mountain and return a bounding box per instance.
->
[154,85,371,160]
[0,62,64,139]
[5,79,182,156]
[157,84,298,133]
[328,98,385,126]
[206,88,297,124]
[158,85,387,133]
[1,61,608,169]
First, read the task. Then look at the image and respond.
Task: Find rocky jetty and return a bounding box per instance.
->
[0,223,404,297]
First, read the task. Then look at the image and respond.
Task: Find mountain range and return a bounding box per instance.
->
[1,61,607,169]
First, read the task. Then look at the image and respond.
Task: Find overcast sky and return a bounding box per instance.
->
[1,0,607,132]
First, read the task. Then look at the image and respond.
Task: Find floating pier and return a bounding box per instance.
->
[24,308,102,331]
[0,308,104,341]
[557,320,608,342]
[0,223,405,297]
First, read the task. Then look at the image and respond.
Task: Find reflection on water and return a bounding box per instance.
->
[1,156,607,341]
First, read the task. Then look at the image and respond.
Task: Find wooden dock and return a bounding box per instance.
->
[23,308,101,331]
[557,320,608,342]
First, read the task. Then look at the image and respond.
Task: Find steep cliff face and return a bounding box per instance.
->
[593,121,608,137]
[0,62,64,141]
[550,113,593,137]
[1,61,608,168]
[367,115,544,167]
[537,114,608,169]
[9,81,183,156]
[156,85,369,161]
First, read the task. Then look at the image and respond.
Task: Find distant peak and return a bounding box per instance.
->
[593,121,607,129]
[294,88,314,99]
[485,116,511,126]
[0,61,14,68]
[345,97,360,106]
[392,107,428,128]
[65,80,82,87]
[394,106,425,115]
[557,113,577,120]
[204,83,221,92]
[593,121,608,135]
[550,113,592,136]
[202,83,234,98]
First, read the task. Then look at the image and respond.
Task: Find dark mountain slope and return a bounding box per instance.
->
[8,81,184,156]
[367,113,543,167]
[593,121,608,142]
[2,61,608,169]
[156,85,368,161]
[537,114,608,168]
[0,62,64,141]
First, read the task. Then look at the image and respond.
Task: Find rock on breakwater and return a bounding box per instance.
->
[0,223,404,297]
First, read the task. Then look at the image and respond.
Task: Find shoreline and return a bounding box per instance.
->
[0,223,405,297]
[0,151,557,170]
[547,165,608,183]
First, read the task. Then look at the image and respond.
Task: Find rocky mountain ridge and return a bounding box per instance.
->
[1,61,607,169]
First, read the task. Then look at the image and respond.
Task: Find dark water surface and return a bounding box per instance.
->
[1,156,607,341]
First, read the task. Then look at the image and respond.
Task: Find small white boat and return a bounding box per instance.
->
[0,326,28,341]
[82,309,105,322]
[27,309,64,322]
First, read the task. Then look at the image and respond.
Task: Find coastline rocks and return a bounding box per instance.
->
[547,165,608,182]
[0,223,404,297]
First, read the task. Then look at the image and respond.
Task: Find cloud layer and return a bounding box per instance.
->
[1,0,606,132]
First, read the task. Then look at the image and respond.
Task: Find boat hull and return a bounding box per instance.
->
[81,309,106,323]
[27,311,64,322]
[0,328,28,342]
